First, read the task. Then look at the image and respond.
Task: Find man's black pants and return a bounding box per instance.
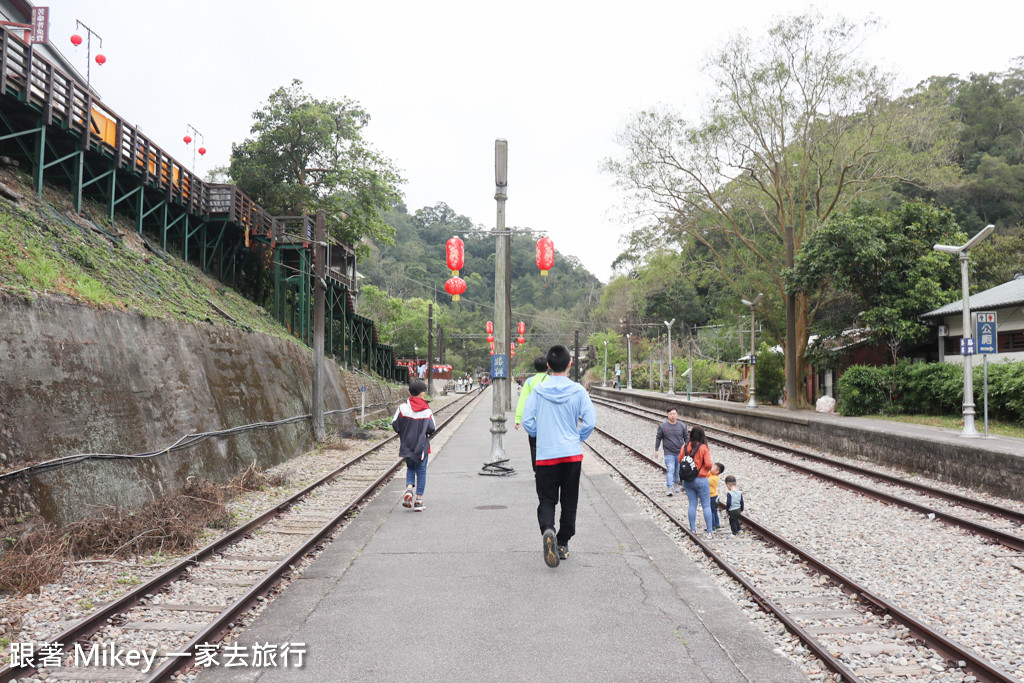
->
[535,460,582,547]
[528,435,537,472]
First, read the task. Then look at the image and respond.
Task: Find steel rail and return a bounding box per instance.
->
[0,388,483,683]
[592,397,1024,550]
[588,427,1020,683]
[593,395,1024,526]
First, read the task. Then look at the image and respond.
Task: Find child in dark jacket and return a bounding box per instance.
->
[724,475,744,537]
[392,380,436,512]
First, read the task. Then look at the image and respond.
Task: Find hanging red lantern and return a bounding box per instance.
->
[183,135,192,144]
[486,321,493,334]
[198,147,207,156]
[517,335,525,345]
[510,342,516,357]
[70,34,83,46]
[444,276,466,301]
[489,341,495,351]
[445,236,464,276]
[486,334,494,343]
[518,321,526,335]
[536,237,554,280]
[95,54,106,65]
[490,349,495,355]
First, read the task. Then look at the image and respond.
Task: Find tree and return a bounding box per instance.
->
[230,80,404,251]
[790,201,965,361]
[606,10,957,406]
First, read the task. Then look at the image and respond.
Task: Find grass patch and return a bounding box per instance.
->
[872,413,1024,439]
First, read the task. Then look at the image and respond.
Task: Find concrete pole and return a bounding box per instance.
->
[312,210,326,442]
[427,302,434,396]
[574,330,580,382]
[485,139,511,473]
[959,253,979,437]
[666,319,675,395]
[784,223,798,410]
[603,341,608,387]
[747,307,757,408]
[626,333,632,389]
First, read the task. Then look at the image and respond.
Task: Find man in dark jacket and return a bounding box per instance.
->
[654,408,688,496]
[393,379,436,512]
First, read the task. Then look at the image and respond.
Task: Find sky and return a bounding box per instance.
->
[43,1,1024,283]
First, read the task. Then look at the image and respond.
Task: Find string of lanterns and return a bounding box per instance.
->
[442,236,555,302]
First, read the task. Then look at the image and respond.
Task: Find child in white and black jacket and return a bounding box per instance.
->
[724,475,744,537]
[392,379,435,512]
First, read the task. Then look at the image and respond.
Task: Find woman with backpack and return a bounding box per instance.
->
[678,426,714,539]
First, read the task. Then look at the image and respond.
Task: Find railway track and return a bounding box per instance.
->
[0,388,483,683]
[591,396,1024,551]
[586,427,1020,683]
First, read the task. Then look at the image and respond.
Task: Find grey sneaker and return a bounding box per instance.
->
[402,488,414,508]
[542,529,559,568]
[557,545,569,560]
[414,499,424,512]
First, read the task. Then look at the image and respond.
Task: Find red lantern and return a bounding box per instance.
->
[518,321,526,335]
[536,237,554,279]
[510,342,516,357]
[445,236,464,275]
[95,54,106,65]
[490,349,495,355]
[444,276,466,302]
[183,135,192,144]
[486,321,493,334]
[198,147,207,156]
[517,335,525,345]
[70,34,83,46]
[486,334,494,343]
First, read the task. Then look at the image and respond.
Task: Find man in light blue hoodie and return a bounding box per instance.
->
[522,344,596,568]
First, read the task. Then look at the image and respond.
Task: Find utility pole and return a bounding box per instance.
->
[312,210,326,442]
[574,330,580,382]
[784,223,798,410]
[427,302,435,396]
[483,139,513,475]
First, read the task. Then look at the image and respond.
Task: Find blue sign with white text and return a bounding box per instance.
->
[491,354,508,378]
[960,337,975,356]
[976,312,997,354]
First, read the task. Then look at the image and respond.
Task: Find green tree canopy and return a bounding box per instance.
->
[229,80,404,250]
[790,201,965,358]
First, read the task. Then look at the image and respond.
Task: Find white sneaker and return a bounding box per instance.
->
[666,490,674,497]
[402,488,414,508]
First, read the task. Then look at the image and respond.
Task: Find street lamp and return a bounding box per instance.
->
[603,340,608,387]
[664,319,675,395]
[934,224,995,438]
[626,333,632,390]
[741,294,763,408]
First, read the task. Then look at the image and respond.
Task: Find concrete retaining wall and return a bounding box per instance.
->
[0,295,406,526]
[593,387,1024,502]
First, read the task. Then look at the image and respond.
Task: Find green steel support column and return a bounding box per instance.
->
[72,150,83,212]
[136,186,144,234]
[183,215,189,262]
[162,204,169,252]
[108,166,117,224]
[272,249,282,324]
[33,121,45,195]
[327,284,334,358]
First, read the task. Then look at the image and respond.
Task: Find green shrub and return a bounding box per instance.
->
[754,343,785,405]
[894,361,962,415]
[837,364,891,415]
[986,361,1024,424]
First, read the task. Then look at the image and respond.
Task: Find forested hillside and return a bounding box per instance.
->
[358,202,604,374]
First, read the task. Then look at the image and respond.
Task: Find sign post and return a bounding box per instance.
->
[976,312,997,436]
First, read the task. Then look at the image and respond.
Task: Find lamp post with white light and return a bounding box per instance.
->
[603,340,608,387]
[626,333,632,390]
[741,293,763,408]
[933,224,995,438]
[664,319,675,395]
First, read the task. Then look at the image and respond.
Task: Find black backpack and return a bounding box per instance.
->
[678,445,700,482]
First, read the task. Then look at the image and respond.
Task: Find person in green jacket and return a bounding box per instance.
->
[514,356,549,472]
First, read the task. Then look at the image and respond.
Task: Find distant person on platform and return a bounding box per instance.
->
[393,379,435,512]
[514,356,550,472]
[522,344,596,568]
[654,408,689,497]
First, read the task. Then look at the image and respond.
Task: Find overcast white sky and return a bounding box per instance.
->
[46,1,1024,282]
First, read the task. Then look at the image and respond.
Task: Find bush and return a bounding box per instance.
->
[837,360,1024,424]
[836,364,891,415]
[754,343,785,404]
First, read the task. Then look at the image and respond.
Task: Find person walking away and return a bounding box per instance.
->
[725,475,744,537]
[392,379,435,512]
[514,356,550,472]
[709,463,725,530]
[522,344,596,568]
[654,408,688,496]
[679,426,714,539]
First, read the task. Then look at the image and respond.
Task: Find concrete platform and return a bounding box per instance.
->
[197,389,806,682]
